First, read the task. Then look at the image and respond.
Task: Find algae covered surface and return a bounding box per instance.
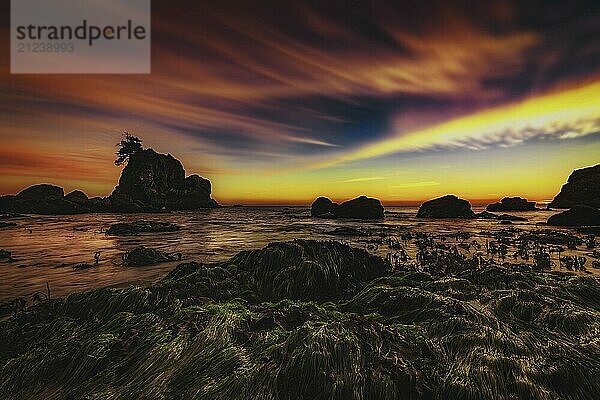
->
[1,240,599,399]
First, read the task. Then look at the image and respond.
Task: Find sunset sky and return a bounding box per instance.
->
[1,0,599,205]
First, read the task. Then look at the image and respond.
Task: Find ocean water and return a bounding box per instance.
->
[0,206,595,302]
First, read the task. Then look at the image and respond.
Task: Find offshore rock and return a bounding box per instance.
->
[0,184,87,215]
[547,206,600,227]
[311,196,384,219]
[486,197,538,212]
[549,164,600,209]
[109,149,218,211]
[417,195,475,219]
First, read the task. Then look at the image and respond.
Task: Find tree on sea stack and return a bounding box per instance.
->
[114,132,143,166]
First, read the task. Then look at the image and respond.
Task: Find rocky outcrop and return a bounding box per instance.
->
[0,184,88,215]
[311,197,337,217]
[123,246,179,267]
[311,196,384,219]
[486,197,537,212]
[109,149,218,212]
[64,190,89,205]
[549,164,600,209]
[417,195,475,219]
[0,148,219,214]
[547,206,600,227]
[476,211,527,221]
[106,220,181,236]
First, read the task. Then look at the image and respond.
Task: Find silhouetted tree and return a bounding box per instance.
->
[115,132,143,166]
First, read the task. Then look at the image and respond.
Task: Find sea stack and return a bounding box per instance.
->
[549,164,600,209]
[310,196,384,219]
[486,197,537,212]
[0,148,219,214]
[110,148,218,212]
[417,195,475,219]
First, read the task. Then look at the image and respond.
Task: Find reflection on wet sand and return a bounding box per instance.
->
[0,206,596,302]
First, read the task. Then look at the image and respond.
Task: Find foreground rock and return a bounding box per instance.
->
[167,239,390,301]
[0,249,11,259]
[123,246,179,267]
[547,205,600,227]
[549,164,600,209]
[106,220,180,235]
[310,196,384,219]
[486,197,538,211]
[417,195,475,219]
[3,240,600,400]
[110,148,218,212]
[476,211,527,221]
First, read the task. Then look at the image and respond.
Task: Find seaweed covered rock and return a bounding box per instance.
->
[224,240,390,301]
[2,243,600,400]
[547,205,600,227]
[549,164,600,209]
[311,196,384,219]
[486,197,538,211]
[109,148,218,211]
[169,240,390,302]
[123,246,178,267]
[417,195,475,219]
[106,220,181,235]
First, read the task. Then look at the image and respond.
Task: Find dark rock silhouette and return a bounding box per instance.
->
[417,195,475,219]
[0,184,87,215]
[476,211,527,221]
[311,197,337,217]
[64,190,89,205]
[106,220,181,236]
[311,196,384,219]
[547,205,600,227]
[18,184,64,200]
[123,246,178,267]
[549,164,600,209]
[0,148,218,214]
[486,197,537,212]
[326,227,367,236]
[109,149,218,212]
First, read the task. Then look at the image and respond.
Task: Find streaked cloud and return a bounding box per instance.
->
[391,181,440,189]
[339,176,386,183]
[0,0,599,202]
[311,81,600,168]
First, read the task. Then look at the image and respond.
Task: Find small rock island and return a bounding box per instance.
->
[486,197,538,212]
[0,137,219,214]
[310,196,384,219]
[417,195,475,219]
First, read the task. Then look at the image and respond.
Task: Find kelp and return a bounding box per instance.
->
[1,239,599,399]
